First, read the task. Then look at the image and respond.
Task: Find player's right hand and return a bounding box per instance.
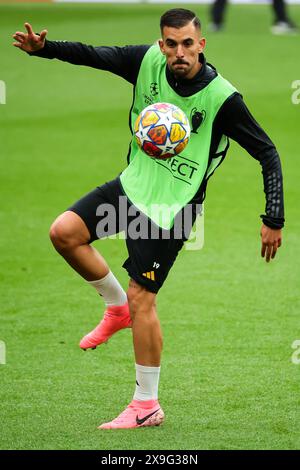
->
[12,22,48,52]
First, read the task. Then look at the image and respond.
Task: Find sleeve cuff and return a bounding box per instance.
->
[260,214,285,229]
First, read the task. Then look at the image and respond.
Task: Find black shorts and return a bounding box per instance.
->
[68,177,199,293]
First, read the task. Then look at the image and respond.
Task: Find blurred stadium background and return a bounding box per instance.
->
[0,0,299,450]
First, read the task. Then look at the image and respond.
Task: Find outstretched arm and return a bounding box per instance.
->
[13,22,47,53]
[13,23,149,85]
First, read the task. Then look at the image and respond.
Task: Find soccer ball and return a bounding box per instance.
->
[134,102,190,160]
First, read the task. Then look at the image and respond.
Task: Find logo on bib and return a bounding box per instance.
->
[150,82,159,96]
[155,154,199,185]
[190,108,206,134]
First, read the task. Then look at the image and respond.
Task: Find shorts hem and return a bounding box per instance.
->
[123,268,160,294]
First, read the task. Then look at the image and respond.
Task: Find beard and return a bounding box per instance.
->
[170,59,191,78]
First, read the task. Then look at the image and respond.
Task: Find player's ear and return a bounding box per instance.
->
[158,39,165,54]
[198,37,206,53]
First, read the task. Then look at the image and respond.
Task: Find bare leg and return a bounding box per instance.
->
[127,280,162,366]
[49,211,109,281]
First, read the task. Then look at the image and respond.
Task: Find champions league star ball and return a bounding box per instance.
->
[134,102,190,160]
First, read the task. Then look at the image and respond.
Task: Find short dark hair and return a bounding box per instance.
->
[160,8,201,33]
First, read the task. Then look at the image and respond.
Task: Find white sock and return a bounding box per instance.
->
[133,364,161,401]
[88,271,127,307]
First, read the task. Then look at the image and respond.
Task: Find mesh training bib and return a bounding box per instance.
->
[120,45,237,229]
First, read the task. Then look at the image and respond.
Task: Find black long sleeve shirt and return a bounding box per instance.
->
[29,40,284,228]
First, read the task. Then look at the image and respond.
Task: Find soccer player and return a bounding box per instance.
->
[13,8,284,429]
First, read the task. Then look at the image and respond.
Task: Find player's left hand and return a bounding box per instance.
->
[260,224,282,262]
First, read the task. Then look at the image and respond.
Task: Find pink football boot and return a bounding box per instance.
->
[98,399,165,429]
[79,303,132,350]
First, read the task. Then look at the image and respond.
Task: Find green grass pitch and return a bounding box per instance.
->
[0,2,300,450]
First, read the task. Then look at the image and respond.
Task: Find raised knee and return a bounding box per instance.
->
[49,220,76,253]
[49,211,91,256]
